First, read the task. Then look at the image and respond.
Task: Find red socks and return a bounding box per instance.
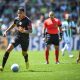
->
[45,48,59,63]
[45,48,49,64]
[55,49,59,62]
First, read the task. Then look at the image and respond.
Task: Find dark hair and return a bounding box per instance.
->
[18,7,24,12]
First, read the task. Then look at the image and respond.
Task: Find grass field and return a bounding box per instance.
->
[0,50,80,80]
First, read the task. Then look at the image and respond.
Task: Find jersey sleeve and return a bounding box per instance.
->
[13,18,17,24]
[27,19,32,29]
[58,19,62,26]
[57,19,62,33]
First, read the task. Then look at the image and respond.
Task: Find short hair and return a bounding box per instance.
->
[49,11,54,17]
[18,7,24,12]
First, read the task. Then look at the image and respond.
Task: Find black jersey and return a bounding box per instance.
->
[14,16,31,30]
[14,16,32,36]
[11,16,31,50]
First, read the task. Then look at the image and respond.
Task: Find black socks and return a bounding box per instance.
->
[2,52,9,68]
[23,54,28,62]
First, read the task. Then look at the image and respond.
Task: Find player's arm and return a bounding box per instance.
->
[23,22,32,34]
[42,25,46,38]
[42,21,47,38]
[6,23,16,32]
[58,25,63,40]
[27,22,32,33]
[3,23,16,37]
[57,20,63,40]
[42,23,47,41]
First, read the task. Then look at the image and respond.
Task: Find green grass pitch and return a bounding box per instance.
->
[0,50,80,80]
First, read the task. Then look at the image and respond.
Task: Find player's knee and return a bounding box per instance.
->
[54,45,59,49]
[6,48,11,53]
[46,45,50,49]
[6,44,14,53]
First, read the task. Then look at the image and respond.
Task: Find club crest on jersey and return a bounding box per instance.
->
[19,22,22,25]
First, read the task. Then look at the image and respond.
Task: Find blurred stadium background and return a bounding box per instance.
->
[0,0,80,80]
[0,0,80,50]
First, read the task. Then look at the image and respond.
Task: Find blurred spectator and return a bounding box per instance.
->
[0,0,79,50]
[35,14,45,37]
[0,18,8,49]
[0,18,3,36]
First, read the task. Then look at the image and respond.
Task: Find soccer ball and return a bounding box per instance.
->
[11,64,19,72]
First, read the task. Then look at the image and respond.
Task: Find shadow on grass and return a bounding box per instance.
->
[18,70,52,73]
[0,69,52,73]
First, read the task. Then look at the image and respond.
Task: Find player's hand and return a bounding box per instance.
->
[62,28,66,31]
[18,27,25,33]
[59,37,62,41]
[59,32,62,41]
[3,31,7,37]
[42,38,47,42]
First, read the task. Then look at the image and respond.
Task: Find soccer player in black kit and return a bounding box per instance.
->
[0,8,32,71]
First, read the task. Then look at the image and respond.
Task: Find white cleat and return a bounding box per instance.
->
[0,66,3,71]
[55,61,60,64]
[44,61,49,64]
[69,54,73,58]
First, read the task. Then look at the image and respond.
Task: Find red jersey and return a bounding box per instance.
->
[44,18,61,34]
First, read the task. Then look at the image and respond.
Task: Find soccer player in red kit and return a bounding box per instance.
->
[42,11,62,64]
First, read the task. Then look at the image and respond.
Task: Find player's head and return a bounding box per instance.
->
[49,11,55,19]
[64,13,69,20]
[17,7,25,19]
[40,14,44,21]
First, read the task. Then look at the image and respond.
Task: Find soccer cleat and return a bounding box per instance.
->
[69,54,73,58]
[0,66,3,71]
[55,61,60,64]
[44,61,49,64]
[25,61,29,69]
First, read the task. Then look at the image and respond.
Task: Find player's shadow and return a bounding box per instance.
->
[28,70,52,72]
[20,70,53,73]
[2,69,52,73]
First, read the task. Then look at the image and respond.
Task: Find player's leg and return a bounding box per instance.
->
[20,37,29,69]
[61,34,67,56]
[67,38,73,57]
[0,36,20,71]
[54,45,59,64]
[0,44,14,71]
[66,42,73,58]
[61,43,66,56]
[44,34,51,64]
[77,50,80,63]
[45,45,50,64]
[22,50,29,69]
[53,34,59,64]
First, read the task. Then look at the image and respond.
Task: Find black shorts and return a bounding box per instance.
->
[45,33,59,46]
[11,32,29,51]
